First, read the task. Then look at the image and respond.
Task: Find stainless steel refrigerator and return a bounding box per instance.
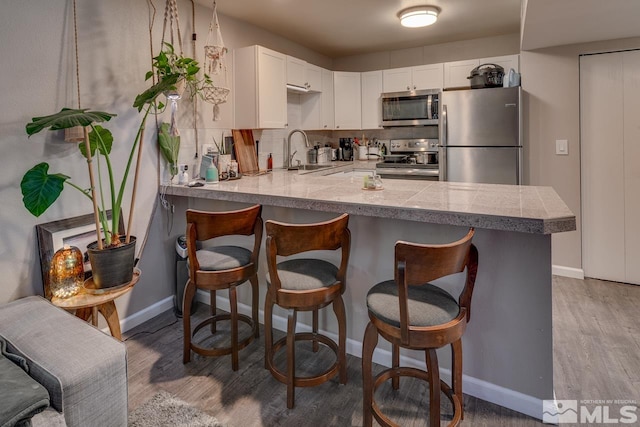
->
[439,86,522,184]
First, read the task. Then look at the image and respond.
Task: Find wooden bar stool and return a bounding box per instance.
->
[362,229,478,427]
[182,205,262,371]
[264,213,350,409]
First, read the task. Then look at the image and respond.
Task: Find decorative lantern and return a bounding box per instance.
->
[49,245,84,298]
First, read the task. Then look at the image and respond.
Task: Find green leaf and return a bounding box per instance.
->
[158,122,180,169]
[133,73,180,111]
[145,71,154,81]
[26,108,116,136]
[20,163,69,217]
[80,125,113,158]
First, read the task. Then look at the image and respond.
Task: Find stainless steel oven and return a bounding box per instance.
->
[381,89,440,127]
[376,139,439,181]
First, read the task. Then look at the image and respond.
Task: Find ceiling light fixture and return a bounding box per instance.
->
[398,6,440,28]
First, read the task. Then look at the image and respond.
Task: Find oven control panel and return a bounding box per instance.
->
[389,139,439,153]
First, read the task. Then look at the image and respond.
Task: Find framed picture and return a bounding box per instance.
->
[36,210,124,299]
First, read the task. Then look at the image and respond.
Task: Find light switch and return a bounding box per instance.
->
[556,139,568,155]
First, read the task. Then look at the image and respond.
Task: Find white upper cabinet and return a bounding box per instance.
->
[301,68,334,130]
[286,55,306,88]
[361,71,383,129]
[305,63,322,92]
[383,67,412,92]
[444,59,479,89]
[287,56,322,92]
[321,69,334,129]
[412,63,444,90]
[334,72,361,130]
[234,46,287,129]
[444,55,520,89]
[383,64,444,92]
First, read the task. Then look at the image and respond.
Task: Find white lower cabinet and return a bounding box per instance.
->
[334,72,361,130]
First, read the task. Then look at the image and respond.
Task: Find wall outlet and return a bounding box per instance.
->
[177,163,188,172]
[555,139,568,155]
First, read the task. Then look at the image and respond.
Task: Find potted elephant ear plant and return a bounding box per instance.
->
[21,73,181,290]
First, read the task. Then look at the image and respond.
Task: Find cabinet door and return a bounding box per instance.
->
[286,56,306,87]
[412,63,444,90]
[306,64,322,92]
[334,72,361,130]
[321,69,334,129]
[481,54,519,73]
[444,59,479,89]
[361,71,382,129]
[258,47,287,128]
[383,67,412,92]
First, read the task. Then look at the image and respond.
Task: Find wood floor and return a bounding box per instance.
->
[124,276,640,426]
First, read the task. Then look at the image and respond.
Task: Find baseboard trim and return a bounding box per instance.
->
[194,291,544,420]
[116,296,174,335]
[552,265,584,279]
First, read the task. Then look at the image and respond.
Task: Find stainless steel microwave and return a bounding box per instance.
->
[381,89,440,127]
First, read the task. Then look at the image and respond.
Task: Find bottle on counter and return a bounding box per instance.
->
[180,165,189,185]
[205,162,219,183]
[267,153,273,171]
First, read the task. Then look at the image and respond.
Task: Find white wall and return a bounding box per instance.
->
[0,0,331,310]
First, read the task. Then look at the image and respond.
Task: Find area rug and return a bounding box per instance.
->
[129,391,225,427]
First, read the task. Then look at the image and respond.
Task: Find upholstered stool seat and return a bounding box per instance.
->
[264,214,351,409]
[367,280,460,328]
[183,205,263,371]
[196,246,253,271]
[362,229,478,427]
[267,259,339,291]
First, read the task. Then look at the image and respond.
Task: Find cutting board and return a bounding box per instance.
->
[232,129,260,174]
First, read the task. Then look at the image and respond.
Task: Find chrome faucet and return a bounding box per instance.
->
[286,129,310,169]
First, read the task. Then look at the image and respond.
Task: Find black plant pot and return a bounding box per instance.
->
[87,236,136,289]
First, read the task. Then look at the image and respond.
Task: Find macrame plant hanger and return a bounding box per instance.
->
[65,0,85,142]
[161,0,184,137]
[202,0,230,121]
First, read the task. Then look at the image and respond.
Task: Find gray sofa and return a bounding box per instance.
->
[0,296,127,427]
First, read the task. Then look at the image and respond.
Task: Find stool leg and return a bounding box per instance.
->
[183,279,196,363]
[264,289,274,370]
[312,309,319,352]
[286,308,297,409]
[229,285,239,371]
[250,275,260,339]
[332,295,347,384]
[392,343,400,390]
[451,339,464,419]
[426,349,441,426]
[362,322,378,427]
[210,290,217,333]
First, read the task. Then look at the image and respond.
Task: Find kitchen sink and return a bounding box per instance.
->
[288,164,337,173]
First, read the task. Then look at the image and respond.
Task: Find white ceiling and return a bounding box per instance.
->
[206,0,521,58]
[202,0,640,58]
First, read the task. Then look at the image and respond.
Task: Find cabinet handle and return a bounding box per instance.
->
[336,125,340,128]
[324,125,327,128]
[407,85,410,90]
[413,85,416,89]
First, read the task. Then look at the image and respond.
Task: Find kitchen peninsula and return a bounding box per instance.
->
[165,165,575,420]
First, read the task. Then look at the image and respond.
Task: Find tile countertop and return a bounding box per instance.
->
[164,161,576,234]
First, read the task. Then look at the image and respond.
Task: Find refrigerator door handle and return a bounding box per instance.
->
[440,104,447,181]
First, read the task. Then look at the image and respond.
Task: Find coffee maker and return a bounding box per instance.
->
[339,138,353,161]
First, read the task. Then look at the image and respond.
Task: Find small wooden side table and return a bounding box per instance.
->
[51,269,140,341]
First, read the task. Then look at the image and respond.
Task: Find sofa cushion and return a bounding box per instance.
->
[0,296,127,427]
[0,352,49,427]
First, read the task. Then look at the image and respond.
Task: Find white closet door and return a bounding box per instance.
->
[623,51,640,283]
[580,52,626,282]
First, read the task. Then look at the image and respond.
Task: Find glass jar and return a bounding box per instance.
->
[49,245,84,298]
